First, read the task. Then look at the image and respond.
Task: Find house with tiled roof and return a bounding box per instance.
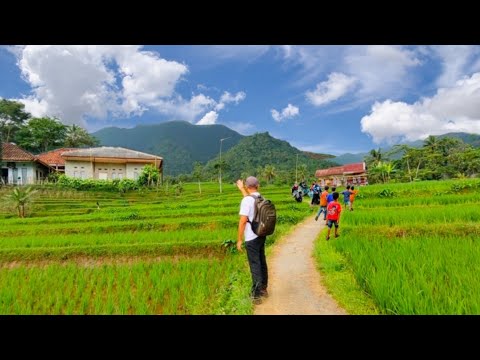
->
[315,162,368,187]
[1,143,52,185]
[61,147,163,181]
[37,147,76,173]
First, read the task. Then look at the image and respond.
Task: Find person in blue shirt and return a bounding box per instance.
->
[342,185,351,210]
[327,187,336,204]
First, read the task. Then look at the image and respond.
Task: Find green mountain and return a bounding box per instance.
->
[92,121,244,176]
[333,152,367,165]
[333,132,480,164]
[437,132,480,147]
[204,132,339,181]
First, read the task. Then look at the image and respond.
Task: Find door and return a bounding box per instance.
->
[21,168,28,185]
[12,168,18,184]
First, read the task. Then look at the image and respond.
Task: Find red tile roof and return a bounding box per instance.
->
[37,148,76,166]
[1,142,35,161]
[315,162,365,177]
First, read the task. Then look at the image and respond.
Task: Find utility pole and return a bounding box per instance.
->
[219,137,231,193]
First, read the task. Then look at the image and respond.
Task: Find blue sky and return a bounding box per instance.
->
[1,45,480,155]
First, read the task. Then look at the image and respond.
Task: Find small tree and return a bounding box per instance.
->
[192,162,203,194]
[3,186,38,218]
[137,164,160,187]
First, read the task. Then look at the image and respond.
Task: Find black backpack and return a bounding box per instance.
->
[248,194,277,237]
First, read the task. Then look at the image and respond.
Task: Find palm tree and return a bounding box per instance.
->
[423,135,438,153]
[64,124,99,147]
[3,186,38,218]
[369,148,382,165]
[297,164,308,182]
[263,165,276,184]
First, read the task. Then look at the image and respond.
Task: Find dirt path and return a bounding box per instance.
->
[254,214,347,315]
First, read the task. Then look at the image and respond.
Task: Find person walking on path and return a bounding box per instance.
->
[326,192,342,241]
[315,185,330,222]
[236,176,268,304]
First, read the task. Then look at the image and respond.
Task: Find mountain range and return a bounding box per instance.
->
[92,121,480,176]
[333,132,480,164]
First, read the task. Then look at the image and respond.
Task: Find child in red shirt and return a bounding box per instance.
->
[326,192,342,240]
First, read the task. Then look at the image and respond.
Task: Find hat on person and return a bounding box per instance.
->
[245,176,259,188]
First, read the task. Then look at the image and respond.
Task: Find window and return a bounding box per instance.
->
[73,171,78,178]
[133,172,139,180]
[80,171,85,179]
[112,173,117,179]
[118,173,123,179]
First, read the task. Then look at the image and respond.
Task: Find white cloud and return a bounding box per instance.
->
[16,96,50,118]
[344,45,421,99]
[276,45,345,85]
[215,91,246,111]
[271,103,299,122]
[279,45,421,103]
[306,72,356,106]
[207,46,270,61]
[196,110,218,125]
[360,72,480,144]
[151,93,216,122]
[14,45,188,126]
[431,45,480,87]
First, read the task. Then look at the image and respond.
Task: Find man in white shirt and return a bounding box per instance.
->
[236,176,268,304]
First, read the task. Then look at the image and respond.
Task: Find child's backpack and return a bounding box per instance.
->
[248,194,277,237]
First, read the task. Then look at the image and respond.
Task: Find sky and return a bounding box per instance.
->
[1,45,480,155]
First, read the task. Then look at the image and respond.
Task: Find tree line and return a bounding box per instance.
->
[0,99,99,154]
[365,135,480,184]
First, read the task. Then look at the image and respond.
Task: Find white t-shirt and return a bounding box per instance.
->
[239,192,260,241]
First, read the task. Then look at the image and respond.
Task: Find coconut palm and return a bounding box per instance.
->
[64,124,99,147]
[263,165,276,184]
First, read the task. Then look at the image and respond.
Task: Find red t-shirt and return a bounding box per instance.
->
[327,201,342,221]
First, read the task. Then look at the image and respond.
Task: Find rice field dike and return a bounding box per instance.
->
[0,182,312,314]
[314,179,480,315]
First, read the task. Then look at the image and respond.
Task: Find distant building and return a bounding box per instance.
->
[61,147,163,181]
[1,143,52,185]
[315,162,367,187]
[37,147,76,173]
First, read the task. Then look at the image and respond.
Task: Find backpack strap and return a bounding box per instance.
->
[246,194,261,224]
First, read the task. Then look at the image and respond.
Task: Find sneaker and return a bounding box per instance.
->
[326,236,330,241]
[335,234,339,238]
[260,289,269,298]
[315,216,318,221]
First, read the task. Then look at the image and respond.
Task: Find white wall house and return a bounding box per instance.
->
[62,147,163,181]
[1,143,52,185]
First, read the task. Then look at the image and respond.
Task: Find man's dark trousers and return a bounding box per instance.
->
[245,236,268,298]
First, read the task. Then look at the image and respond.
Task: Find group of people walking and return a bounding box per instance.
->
[236,176,360,305]
[313,184,358,240]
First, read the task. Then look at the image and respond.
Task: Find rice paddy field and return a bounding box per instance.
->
[0,182,312,314]
[315,179,480,315]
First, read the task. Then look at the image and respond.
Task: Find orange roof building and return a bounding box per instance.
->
[37,148,76,172]
[315,162,368,187]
